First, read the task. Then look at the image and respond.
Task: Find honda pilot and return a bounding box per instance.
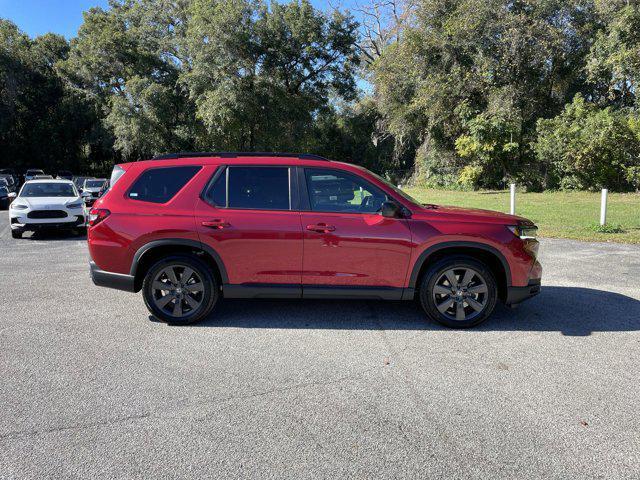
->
[88,153,541,327]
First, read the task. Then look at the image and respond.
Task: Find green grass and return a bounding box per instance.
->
[403,188,640,244]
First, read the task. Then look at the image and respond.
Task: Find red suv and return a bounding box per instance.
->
[88,153,541,327]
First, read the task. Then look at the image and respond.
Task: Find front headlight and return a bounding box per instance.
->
[507,225,538,239]
[66,202,83,210]
[11,203,28,210]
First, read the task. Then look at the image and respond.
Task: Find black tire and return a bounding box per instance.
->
[419,255,498,328]
[142,254,218,325]
[11,229,22,239]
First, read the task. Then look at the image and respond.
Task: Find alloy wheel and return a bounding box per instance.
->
[151,264,205,318]
[431,267,489,322]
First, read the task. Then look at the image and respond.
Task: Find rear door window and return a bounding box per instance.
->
[205,166,290,210]
[128,166,201,203]
[228,167,290,210]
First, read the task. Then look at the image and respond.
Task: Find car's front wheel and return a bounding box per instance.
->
[11,229,22,239]
[419,256,498,328]
[142,255,218,325]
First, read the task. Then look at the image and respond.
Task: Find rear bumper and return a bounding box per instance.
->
[89,261,135,292]
[505,279,541,305]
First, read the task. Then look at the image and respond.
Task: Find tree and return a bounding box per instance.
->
[182,0,359,151]
[62,0,197,160]
[587,0,640,108]
[535,95,640,191]
[371,0,601,188]
[0,20,99,173]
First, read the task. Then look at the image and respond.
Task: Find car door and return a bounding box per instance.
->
[195,165,303,297]
[299,167,413,297]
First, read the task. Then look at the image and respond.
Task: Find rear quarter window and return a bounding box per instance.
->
[128,166,201,203]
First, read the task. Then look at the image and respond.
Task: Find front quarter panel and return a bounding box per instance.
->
[407,215,536,288]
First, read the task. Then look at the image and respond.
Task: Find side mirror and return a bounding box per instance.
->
[8,192,16,199]
[381,201,402,218]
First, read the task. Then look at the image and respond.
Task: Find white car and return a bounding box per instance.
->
[24,169,45,181]
[81,178,107,206]
[9,179,86,239]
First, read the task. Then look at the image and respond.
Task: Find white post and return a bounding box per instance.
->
[510,183,516,215]
[600,188,608,226]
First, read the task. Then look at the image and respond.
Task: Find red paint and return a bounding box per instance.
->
[88,155,541,290]
[301,211,413,287]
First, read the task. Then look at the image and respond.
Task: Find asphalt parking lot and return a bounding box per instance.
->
[1,214,639,479]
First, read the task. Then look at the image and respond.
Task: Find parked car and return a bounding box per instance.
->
[73,176,93,190]
[0,169,20,188]
[0,168,17,176]
[98,180,110,198]
[0,184,13,209]
[57,170,73,180]
[9,179,86,238]
[81,178,107,207]
[88,152,541,327]
[25,169,45,182]
[0,177,13,191]
[0,175,17,193]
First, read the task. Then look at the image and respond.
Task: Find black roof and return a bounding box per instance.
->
[150,152,328,161]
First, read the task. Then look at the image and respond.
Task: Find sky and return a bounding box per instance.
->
[0,0,110,38]
[0,0,350,39]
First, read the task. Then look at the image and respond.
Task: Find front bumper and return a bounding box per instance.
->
[89,261,136,292]
[505,279,541,306]
[11,215,86,230]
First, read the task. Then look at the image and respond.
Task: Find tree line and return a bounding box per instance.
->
[1,0,640,191]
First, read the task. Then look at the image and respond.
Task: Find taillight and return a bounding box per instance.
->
[88,208,110,226]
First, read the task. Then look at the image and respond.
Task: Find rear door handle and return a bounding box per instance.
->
[202,219,230,229]
[306,223,336,233]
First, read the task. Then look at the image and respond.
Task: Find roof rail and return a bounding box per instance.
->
[150,152,328,161]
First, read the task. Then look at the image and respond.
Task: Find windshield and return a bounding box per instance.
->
[85,180,105,188]
[27,170,44,175]
[363,170,422,206]
[21,183,77,198]
[0,186,7,194]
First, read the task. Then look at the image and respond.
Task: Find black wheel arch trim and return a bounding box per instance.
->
[130,238,229,284]
[408,241,512,289]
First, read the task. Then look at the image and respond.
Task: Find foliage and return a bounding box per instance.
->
[182,0,359,152]
[454,109,521,189]
[2,0,640,188]
[1,0,362,172]
[0,20,102,173]
[587,1,640,108]
[590,223,625,234]
[371,0,640,190]
[534,95,640,191]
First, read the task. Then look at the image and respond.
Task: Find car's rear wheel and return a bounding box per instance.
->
[419,256,497,328]
[142,255,218,325]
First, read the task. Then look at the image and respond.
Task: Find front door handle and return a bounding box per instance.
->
[306,223,336,233]
[202,219,230,229]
